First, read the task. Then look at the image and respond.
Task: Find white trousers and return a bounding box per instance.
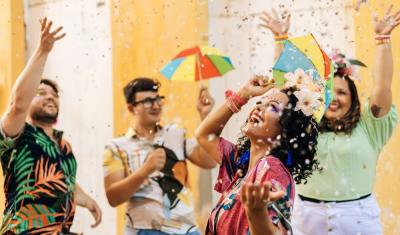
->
[291,194,383,235]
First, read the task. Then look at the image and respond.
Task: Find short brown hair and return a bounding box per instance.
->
[123,77,161,104]
[40,79,59,94]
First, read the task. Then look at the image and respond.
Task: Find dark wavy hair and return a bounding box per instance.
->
[319,69,361,134]
[236,87,320,184]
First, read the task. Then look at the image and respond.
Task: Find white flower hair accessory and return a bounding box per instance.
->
[282,68,324,118]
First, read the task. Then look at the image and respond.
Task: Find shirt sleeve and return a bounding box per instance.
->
[214,137,238,193]
[102,143,126,176]
[360,101,398,153]
[184,138,197,158]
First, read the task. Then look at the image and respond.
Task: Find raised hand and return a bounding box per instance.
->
[197,86,215,120]
[38,17,66,53]
[237,75,275,100]
[260,8,291,36]
[240,182,285,213]
[373,5,400,35]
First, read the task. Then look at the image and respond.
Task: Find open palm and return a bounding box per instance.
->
[373,5,400,35]
[260,9,291,36]
[38,17,66,52]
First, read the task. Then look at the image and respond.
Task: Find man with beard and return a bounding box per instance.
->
[0,18,101,234]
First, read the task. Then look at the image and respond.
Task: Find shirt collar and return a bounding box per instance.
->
[125,124,163,139]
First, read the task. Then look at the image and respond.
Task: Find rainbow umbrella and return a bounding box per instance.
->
[161,46,234,82]
[272,34,334,121]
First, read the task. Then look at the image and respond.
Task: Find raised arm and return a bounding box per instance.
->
[1,18,65,137]
[370,5,400,117]
[260,9,291,63]
[195,76,274,164]
[186,87,217,169]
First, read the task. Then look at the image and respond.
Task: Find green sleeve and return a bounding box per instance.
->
[360,102,398,153]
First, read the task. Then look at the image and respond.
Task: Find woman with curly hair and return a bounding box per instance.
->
[195,74,322,235]
[260,5,399,235]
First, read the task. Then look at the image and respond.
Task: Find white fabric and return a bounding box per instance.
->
[106,124,196,233]
[292,194,382,235]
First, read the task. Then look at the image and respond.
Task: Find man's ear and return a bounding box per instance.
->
[127,104,137,114]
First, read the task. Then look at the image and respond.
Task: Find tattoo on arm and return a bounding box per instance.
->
[371,105,382,117]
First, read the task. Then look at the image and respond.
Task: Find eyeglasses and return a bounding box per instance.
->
[132,96,165,109]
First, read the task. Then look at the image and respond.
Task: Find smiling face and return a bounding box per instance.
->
[129,91,163,126]
[29,83,60,124]
[243,88,289,143]
[324,76,352,121]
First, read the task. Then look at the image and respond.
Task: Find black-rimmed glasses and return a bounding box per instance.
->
[132,95,165,109]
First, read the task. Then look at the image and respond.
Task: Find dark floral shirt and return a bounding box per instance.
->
[0,123,77,234]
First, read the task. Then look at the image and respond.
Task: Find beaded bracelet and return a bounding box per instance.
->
[225,90,248,113]
[374,35,391,40]
[274,34,289,41]
[376,38,390,45]
[226,97,241,113]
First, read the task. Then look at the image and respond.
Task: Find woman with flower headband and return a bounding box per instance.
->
[261,6,399,234]
[195,73,323,234]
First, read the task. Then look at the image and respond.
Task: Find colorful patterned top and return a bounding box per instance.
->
[207,138,295,235]
[0,123,77,234]
[103,125,198,234]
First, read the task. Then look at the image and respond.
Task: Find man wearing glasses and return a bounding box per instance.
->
[103,77,216,235]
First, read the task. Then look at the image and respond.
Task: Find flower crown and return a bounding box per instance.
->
[282,68,325,118]
[330,48,367,80]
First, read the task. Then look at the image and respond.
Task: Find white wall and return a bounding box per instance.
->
[24,0,114,234]
[208,0,355,202]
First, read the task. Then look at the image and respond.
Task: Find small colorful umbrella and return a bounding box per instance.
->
[161,46,234,82]
[272,33,334,121]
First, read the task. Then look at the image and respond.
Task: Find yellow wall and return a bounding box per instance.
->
[0,0,25,218]
[354,1,400,234]
[0,0,25,113]
[110,1,208,234]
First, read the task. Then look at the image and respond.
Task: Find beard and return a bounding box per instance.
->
[30,108,59,124]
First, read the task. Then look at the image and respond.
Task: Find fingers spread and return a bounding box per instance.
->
[261,11,272,21]
[272,8,279,19]
[44,20,53,34]
[385,4,393,17]
[51,26,63,36]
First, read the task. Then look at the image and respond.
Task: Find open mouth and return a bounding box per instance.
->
[249,111,264,126]
[44,102,57,109]
[328,103,340,111]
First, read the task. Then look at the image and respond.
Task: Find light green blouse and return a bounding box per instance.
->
[297,102,398,201]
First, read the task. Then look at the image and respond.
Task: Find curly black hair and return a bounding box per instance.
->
[236,87,320,184]
[319,70,361,134]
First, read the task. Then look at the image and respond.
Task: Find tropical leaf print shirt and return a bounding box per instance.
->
[0,123,77,235]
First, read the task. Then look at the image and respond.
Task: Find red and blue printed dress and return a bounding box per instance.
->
[0,123,77,234]
[206,138,295,235]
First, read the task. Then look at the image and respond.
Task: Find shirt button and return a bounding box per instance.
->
[328,228,333,232]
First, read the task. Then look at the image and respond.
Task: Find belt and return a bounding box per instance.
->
[298,193,371,203]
